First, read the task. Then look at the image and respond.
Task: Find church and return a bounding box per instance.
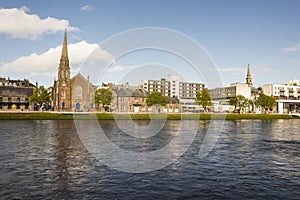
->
[52,31,94,111]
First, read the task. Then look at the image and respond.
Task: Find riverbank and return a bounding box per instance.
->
[0,112,297,120]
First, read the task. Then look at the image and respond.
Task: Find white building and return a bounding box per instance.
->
[209,64,253,112]
[179,81,205,112]
[141,74,205,112]
[209,83,252,112]
[262,80,300,114]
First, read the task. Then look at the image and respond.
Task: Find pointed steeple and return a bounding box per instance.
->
[246,64,253,87]
[58,30,70,80]
[56,30,71,112]
[247,64,251,76]
[60,29,69,61]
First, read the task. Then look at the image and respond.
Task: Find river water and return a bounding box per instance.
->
[0,119,299,199]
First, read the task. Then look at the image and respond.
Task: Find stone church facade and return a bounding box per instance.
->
[52,32,94,111]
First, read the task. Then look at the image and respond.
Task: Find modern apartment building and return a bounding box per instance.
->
[179,81,205,111]
[141,75,205,112]
[141,75,180,98]
[262,80,300,114]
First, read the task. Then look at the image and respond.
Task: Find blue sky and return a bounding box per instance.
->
[1,0,300,88]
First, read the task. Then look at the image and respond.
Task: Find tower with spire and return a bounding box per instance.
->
[56,30,71,111]
[246,64,253,87]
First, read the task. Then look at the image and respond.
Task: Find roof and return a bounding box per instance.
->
[71,73,94,87]
[113,88,134,97]
[0,78,35,87]
[113,88,149,97]
[131,88,149,97]
[0,86,34,97]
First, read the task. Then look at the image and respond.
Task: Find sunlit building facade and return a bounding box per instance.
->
[262,80,300,114]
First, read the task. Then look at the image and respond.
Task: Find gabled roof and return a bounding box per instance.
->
[131,88,149,97]
[113,87,149,97]
[113,87,134,97]
[71,73,87,82]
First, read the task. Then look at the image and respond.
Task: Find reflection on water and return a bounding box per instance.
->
[0,119,299,199]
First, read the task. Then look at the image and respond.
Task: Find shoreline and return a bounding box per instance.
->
[0,112,298,120]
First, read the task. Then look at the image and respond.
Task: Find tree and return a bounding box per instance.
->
[30,86,51,105]
[229,95,249,113]
[196,88,212,110]
[94,88,112,111]
[146,92,168,106]
[255,93,276,113]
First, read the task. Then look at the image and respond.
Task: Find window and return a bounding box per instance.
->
[8,97,12,103]
[61,90,65,99]
[74,86,82,99]
[0,97,2,103]
[17,98,20,103]
[128,97,131,102]
[121,97,124,102]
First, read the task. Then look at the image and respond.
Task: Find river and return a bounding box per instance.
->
[0,119,299,199]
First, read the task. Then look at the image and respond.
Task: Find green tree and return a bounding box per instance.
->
[29,86,50,105]
[255,93,276,113]
[146,92,168,106]
[229,96,238,110]
[229,95,249,113]
[196,88,212,110]
[94,88,112,110]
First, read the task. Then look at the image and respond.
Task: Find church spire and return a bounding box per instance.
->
[58,30,70,80]
[60,29,69,61]
[246,64,253,87]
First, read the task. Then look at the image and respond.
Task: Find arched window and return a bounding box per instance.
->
[61,90,65,99]
[74,85,82,99]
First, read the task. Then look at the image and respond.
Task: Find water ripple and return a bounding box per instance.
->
[0,120,299,199]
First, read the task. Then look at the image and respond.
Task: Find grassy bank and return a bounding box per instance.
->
[0,112,297,120]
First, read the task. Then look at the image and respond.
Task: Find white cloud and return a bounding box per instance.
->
[282,43,300,53]
[288,58,300,64]
[80,5,94,11]
[107,65,125,72]
[0,41,114,74]
[0,7,79,40]
[28,71,56,78]
[253,63,277,73]
[217,67,245,74]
